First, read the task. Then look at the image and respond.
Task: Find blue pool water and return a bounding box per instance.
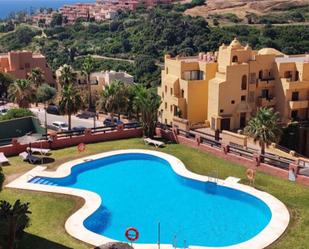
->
[29,153,272,247]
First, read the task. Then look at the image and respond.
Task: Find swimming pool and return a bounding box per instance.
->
[7,150,290,249]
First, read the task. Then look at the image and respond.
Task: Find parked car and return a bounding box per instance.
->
[46,104,60,115]
[103,117,123,127]
[51,121,69,132]
[0,108,8,115]
[72,125,86,134]
[76,111,96,119]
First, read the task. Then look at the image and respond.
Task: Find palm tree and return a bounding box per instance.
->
[244,107,282,159]
[81,55,94,109]
[133,86,161,138]
[8,79,36,108]
[58,64,76,86]
[0,200,31,249]
[28,68,44,88]
[0,72,13,99]
[58,84,84,130]
[97,80,128,125]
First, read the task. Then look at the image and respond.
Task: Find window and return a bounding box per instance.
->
[166,67,168,74]
[165,102,167,109]
[291,110,298,120]
[170,88,173,95]
[165,86,167,92]
[162,92,164,98]
[170,105,173,113]
[284,71,292,79]
[259,70,263,80]
[241,75,247,90]
[183,70,204,80]
[241,95,246,101]
[231,100,235,104]
[220,109,224,113]
[261,89,269,99]
[295,71,299,81]
[232,55,238,63]
[181,89,184,98]
[292,92,299,101]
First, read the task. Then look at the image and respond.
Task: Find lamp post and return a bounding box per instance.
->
[44,102,48,136]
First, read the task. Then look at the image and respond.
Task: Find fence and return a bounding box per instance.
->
[156,125,309,185]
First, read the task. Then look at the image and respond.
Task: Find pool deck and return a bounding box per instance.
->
[6,149,290,249]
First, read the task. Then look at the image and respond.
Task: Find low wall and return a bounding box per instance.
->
[157,128,309,186]
[0,127,143,157]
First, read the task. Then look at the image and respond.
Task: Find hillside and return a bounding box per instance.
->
[184,0,309,25]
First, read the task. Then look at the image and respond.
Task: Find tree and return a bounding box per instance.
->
[28,68,45,106]
[8,79,35,108]
[58,64,76,86]
[244,107,282,159]
[81,56,95,109]
[36,84,56,104]
[58,84,84,130]
[133,87,161,138]
[50,13,63,27]
[97,80,128,125]
[0,200,31,249]
[28,68,44,88]
[0,72,13,99]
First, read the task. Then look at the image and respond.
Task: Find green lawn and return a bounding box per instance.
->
[1,138,309,249]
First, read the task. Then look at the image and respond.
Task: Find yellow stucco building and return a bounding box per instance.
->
[158,38,309,132]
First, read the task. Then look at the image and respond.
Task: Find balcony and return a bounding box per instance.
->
[257,79,275,88]
[258,97,276,107]
[282,78,309,90]
[289,100,309,110]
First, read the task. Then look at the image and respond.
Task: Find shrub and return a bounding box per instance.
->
[0,108,35,121]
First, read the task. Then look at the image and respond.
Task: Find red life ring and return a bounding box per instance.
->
[125,227,139,241]
[77,143,86,152]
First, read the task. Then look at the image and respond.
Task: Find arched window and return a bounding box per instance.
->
[232,55,238,63]
[241,75,247,90]
[259,70,263,80]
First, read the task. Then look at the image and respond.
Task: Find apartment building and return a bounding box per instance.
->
[0,51,55,85]
[56,67,134,98]
[157,53,217,129]
[159,38,309,132]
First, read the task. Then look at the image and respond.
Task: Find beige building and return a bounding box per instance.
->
[56,67,134,98]
[159,38,309,132]
[157,54,217,129]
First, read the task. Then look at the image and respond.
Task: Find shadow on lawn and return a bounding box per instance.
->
[19,233,75,249]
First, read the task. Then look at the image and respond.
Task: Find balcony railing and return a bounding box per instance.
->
[258,97,276,107]
[289,100,309,110]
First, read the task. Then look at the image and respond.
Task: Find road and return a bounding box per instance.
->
[30,108,101,129]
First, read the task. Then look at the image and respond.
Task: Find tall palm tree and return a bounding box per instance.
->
[58,64,76,86]
[8,79,36,108]
[0,72,13,99]
[27,68,44,88]
[81,55,94,109]
[97,80,128,125]
[28,68,45,106]
[133,86,161,138]
[244,107,282,158]
[58,84,84,130]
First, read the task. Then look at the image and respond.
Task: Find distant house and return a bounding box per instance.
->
[56,67,134,99]
[0,51,55,86]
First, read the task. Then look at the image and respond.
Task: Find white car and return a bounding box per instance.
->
[51,121,69,132]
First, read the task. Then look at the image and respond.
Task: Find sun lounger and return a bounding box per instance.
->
[19,152,41,164]
[0,152,9,165]
[28,147,50,155]
[144,138,165,148]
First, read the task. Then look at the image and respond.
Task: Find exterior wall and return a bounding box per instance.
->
[0,127,142,156]
[0,51,55,86]
[158,54,217,128]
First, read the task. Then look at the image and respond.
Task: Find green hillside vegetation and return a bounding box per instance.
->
[0,7,308,86]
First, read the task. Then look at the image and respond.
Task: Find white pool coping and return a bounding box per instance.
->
[6,149,290,249]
